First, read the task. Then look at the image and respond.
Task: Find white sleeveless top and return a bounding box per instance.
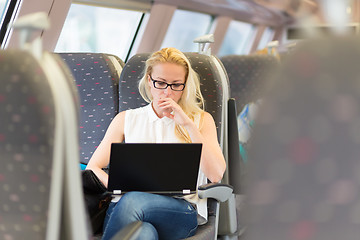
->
[123,103,208,224]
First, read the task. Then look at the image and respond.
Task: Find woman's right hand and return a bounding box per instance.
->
[158,98,193,127]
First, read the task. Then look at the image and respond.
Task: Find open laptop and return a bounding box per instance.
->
[107,143,202,196]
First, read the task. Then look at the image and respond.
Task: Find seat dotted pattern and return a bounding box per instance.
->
[118,53,149,111]
[59,53,120,164]
[247,37,360,240]
[0,50,55,239]
[119,53,224,139]
[220,55,278,113]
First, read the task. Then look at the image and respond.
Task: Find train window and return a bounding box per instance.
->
[218,20,256,56]
[55,3,146,60]
[257,27,275,50]
[1,0,20,49]
[161,9,212,52]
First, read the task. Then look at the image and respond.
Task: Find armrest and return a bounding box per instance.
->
[198,183,233,202]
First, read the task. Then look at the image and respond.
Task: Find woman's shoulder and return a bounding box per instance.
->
[194,111,214,129]
[201,111,214,122]
[112,110,126,122]
[199,111,217,128]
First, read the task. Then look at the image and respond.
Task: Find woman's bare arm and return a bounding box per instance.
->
[184,112,226,183]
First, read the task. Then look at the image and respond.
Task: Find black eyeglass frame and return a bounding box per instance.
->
[149,75,186,91]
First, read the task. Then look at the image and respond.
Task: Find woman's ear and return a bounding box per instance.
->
[147,75,152,87]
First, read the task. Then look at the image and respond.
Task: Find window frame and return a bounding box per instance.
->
[257,26,275,50]
[0,0,21,49]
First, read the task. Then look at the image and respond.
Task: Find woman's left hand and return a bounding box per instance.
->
[158,98,192,127]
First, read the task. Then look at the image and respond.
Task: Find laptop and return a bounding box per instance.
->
[107,143,202,196]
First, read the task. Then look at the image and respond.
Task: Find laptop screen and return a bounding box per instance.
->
[108,143,202,195]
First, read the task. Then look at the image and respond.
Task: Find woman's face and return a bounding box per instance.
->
[148,62,186,104]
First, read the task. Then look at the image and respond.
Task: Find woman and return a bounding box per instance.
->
[86,47,226,239]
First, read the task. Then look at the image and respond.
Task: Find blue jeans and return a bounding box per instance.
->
[102,192,198,240]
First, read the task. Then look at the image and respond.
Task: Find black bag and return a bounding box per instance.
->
[82,169,111,234]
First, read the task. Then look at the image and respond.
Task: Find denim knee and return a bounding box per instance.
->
[136,222,159,240]
[116,192,147,221]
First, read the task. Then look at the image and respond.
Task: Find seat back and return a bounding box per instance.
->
[220,54,278,114]
[58,53,122,165]
[0,50,59,239]
[246,37,360,239]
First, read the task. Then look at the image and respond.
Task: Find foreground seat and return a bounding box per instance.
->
[0,48,90,239]
[0,50,60,239]
[246,36,360,240]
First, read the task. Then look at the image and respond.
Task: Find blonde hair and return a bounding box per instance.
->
[138,48,204,142]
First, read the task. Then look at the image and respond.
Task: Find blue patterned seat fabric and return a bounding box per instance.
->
[0,50,55,239]
[220,54,278,114]
[246,36,360,240]
[58,53,121,165]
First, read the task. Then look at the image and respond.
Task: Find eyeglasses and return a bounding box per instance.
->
[149,75,186,91]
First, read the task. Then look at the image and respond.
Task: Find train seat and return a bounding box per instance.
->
[0,47,91,239]
[0,50,59,239]
[1,11,90,239]
[220,54,279,114]
[247,36,360,239]
[57,53,123,167]
[220,54,279,184]
[116,52,234,239]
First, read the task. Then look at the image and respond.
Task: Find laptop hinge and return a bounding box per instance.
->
[183,189,191,194]
[113,190,121,195]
